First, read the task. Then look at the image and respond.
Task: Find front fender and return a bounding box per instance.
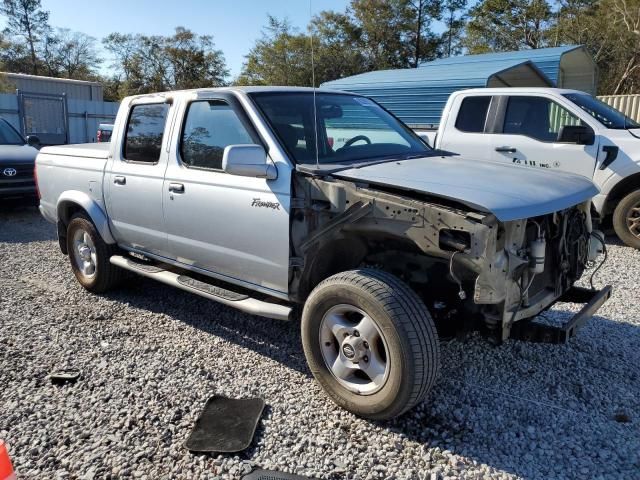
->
[57,190,116,244]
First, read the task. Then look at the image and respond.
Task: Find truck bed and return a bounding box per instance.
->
[40,142,110,159]
[36,143,110,224]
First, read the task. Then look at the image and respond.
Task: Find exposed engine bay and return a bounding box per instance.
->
[290,173,603,343]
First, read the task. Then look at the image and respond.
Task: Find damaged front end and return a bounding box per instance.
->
[290,173,610,344]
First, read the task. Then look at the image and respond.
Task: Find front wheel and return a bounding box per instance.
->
[66,213,124,293]
[612,189,640,249]
[301,269,440,420]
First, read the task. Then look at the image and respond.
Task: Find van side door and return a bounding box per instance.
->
[489,95,599,178]
[162,93,291,297]
[105,100,173,257]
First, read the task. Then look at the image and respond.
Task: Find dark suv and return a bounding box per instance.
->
[0,118,40,200]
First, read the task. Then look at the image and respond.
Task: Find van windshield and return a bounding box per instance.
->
[250,92,430,165]
[0,119,25,145]
[563,93,640,130]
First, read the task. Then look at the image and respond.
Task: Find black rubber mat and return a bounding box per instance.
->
[185,396,265,453]
[49,369,80,385]
[243,470,316,480]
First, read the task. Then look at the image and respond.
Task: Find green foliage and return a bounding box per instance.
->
[237,0,445,86]
[440,0,468,57]
[464,0,552,53]
[103,27,228,98]
[235,17,313,86]
[1,0,49,74]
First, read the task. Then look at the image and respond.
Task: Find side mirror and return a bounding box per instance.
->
[222,144,276,179]
[26,135,40,147]
[557,125,594,145]
[416,132,432,148]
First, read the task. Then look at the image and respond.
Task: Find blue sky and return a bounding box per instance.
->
[37,0,351,79]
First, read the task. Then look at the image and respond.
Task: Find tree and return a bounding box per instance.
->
[406,0,443,67]
[309,10,365,82]
[164,27,228,89]
[103,27,228,98]
[463,0,552,53]
[350,0,416,69]
[0,0,50,74]
[37,28,101,79]
[440,0,468,57]
[236,16,313,86]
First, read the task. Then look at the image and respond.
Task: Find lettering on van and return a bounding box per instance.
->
[512,158,556,169]
[252,198,280,210]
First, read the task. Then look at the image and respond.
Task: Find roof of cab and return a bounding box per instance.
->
[125,86,350,102]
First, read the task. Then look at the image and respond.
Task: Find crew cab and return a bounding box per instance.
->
[0,118,40,201]
[36,87,609,420]
[418,88,640,249]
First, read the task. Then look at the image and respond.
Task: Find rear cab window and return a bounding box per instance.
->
[123,104,170,163]
[455,96,491,133]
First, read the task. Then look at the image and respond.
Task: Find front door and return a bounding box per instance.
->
[162,95,291,296]
[489,95,599,179]
[106,102,171,257]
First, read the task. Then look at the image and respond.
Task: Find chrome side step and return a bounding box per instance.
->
[110,255,292,321]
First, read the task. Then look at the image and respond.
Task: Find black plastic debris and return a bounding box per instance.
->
[243,470,317,480]
[185,395,265,453]
[48,369,81,385]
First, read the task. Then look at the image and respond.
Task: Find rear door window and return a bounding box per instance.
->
[124,104,169,163]
[455,96,491,133]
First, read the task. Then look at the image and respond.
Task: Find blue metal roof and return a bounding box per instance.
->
[419,45,585,85]
[321,45,590,126]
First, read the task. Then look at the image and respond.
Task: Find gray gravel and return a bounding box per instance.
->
[1,206,639,480]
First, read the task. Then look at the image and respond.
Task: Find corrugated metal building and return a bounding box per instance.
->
[1,72,103,101]
[321,45,597,127]
[0,73,116,144]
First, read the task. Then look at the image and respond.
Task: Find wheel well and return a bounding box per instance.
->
[56,201,88,254]
[299,233,446,302]
[605,173,640,215]
[300,235,368,300]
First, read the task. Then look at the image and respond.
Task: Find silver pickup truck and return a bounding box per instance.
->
[36,87,610,420]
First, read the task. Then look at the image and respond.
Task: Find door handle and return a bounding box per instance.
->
[114,176,126,185]
[168,183,185,193]
[495,146,517,153]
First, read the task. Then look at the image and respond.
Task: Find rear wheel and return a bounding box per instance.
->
[66,213,124,292]
[613,189,640,249]
[301,269,440,420]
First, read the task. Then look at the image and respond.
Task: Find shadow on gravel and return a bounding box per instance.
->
[0,204,57,243]
[103,277,311,376]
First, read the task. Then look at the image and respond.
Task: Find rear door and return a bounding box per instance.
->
[162,93,291,296]
[105,100,172,257]
[488,95,599,178]
[437,94,494,160]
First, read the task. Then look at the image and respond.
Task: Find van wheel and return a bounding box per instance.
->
[66,213,124,292]
[613,190,640,249]
[301,269,440,420]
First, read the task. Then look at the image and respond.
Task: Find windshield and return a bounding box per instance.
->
[563,93,640,130]
[250,92,430,165]
[0,119,25,145]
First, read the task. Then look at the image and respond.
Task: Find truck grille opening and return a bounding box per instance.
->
[526,208,590,299]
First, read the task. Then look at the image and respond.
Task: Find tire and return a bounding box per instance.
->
[612,189,640,249]
[301,268,440,420]
[66,213,124,293]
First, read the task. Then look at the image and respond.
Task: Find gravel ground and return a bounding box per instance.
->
[1,206,639,480]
